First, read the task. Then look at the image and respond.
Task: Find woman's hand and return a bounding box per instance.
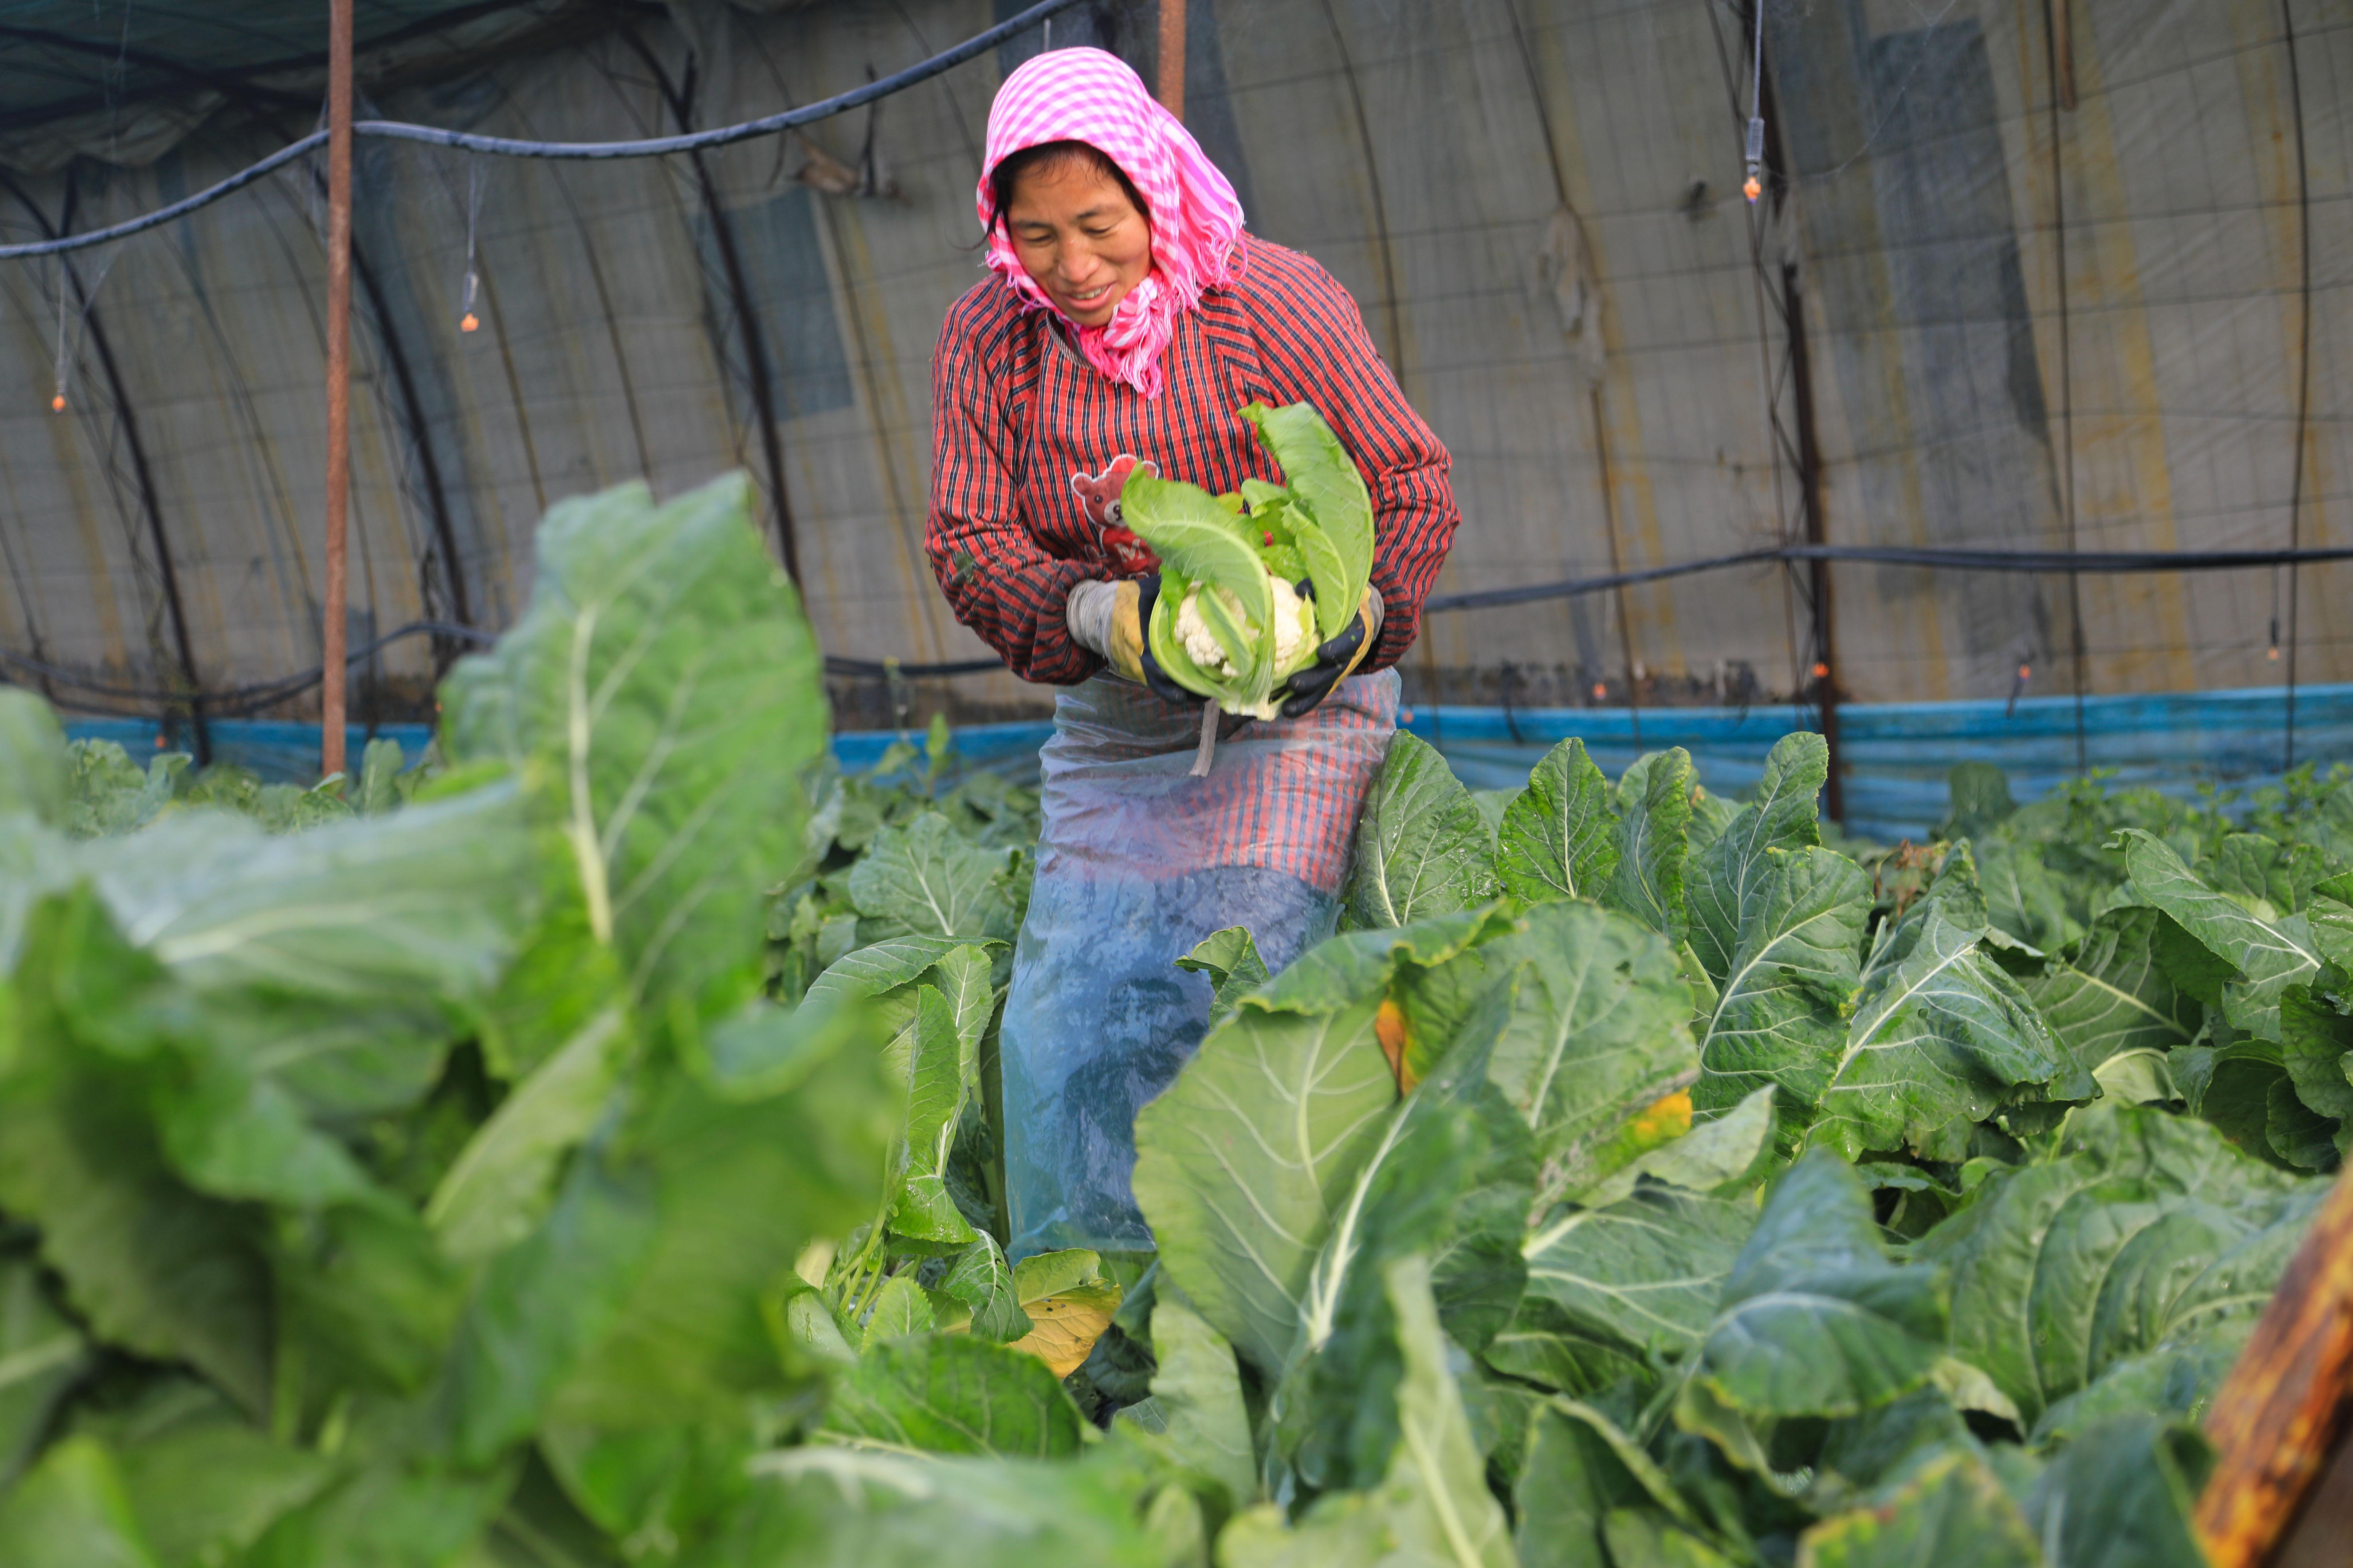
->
[1065,575,1197,705]
[1278,585,1384,719]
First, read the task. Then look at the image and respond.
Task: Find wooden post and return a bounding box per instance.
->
[2196,1162,2353,1567]
[2048,0,2077,112]
[322,0,354,781]
[1158,0,1186,117]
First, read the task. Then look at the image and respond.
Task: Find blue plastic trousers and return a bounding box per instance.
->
[1000,671,1398,1258]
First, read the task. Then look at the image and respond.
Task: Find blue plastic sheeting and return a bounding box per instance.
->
[1405,683,2353,843]
[830,721,1058,777]
[63,682,2352,845]
[63,718,440,782]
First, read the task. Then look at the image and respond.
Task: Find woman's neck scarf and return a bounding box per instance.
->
[978,47,1246,400]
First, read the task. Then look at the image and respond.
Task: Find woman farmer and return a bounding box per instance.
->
[927,48,1460,1258]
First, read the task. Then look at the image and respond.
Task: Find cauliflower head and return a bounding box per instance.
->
[1175,573,1318,680]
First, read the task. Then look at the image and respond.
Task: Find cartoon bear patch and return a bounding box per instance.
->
[1071,454,1162,576]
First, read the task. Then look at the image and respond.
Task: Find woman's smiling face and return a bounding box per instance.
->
[1004,155,1152,328]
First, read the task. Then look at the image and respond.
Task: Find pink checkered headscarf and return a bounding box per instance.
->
[978,47,1245,399]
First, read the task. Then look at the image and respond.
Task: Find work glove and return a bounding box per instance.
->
[1278,583,1384,719]
[1065,574,1195,706]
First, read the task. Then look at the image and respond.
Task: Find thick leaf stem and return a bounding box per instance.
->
[566,603,614,942]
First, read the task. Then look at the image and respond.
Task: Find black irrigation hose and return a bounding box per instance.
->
[1420,542,2353,614]
[0,0,1092,261]
[0,619,491,710]
[825,655,1004,679]
[15,543,2352,712]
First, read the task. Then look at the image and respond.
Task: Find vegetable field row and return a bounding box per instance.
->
[3,476,2350,1566]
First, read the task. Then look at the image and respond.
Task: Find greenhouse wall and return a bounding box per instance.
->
[0,0,2345,738]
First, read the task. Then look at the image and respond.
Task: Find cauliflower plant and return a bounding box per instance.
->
[1175,574,1317,681]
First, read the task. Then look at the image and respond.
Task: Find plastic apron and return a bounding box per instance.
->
[1000,668,1399,1258]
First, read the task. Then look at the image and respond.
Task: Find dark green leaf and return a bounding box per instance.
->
[547,1029,896,1431]
[1133,988,1397,1375]
[1977,838,2080,952]
[425,1006,632,1264]
[0,903,272,1415]
[1174,926,1269,1031]
[2118,829,2321,1041]
[442,1157,660,1464]
[1497,738,1620,905]
[2030,907,2200,1090]
[2019,1415,2211,1568]
[1515,1399,1703,1568]
[1694,847,1871,1118]
[724,1444,1168,1568]
[2278,984,2353,1124]
[1686,733,1827,989]
[0,691,68,828]
[1521,1188,1756,1358]
[848,814,1016,943]
[0,1435,163,1568]
[1225,1257,1511,1567]
[1607,750,1696,944]
[114,1421,338,1568]
[1139,1289,1257,1508]
[940,1232,1029,1344]
[1343,734,1500,929]
[1252,905,1515,1016]
[241,1455,516,1568]
[2266,1075,2338,1169]
[892,985,978,1244]
[1940,761,2018,842]
[1688,1150,1945,1419]
[440,473,827,1036]
[1797,1449,2038,1568]
[824,1333,1085,1458]
[1913,1102,2313,1426]
[1273,985,1512,1493]
[1480,902,1697,1182]
[0,1259,86,1485]
[1819,908,2068,1161]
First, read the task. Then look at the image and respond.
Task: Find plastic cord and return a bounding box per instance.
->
[0,0,1090,261]
[13,543,2352,712]
[1419,542,2353,615]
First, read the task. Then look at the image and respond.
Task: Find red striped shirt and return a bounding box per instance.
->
[1033,668,1399,891]
[927,236,1460,682]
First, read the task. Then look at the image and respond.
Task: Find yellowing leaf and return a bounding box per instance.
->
[1376,997,1416,1095]
[1007,1250,1124,1378]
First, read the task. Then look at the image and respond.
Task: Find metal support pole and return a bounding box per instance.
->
[1158,0,1185,117]
[1783,261,1843,824]
[322,0,354,780]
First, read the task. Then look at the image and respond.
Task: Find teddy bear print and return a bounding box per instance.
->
[1071,454,1162,576]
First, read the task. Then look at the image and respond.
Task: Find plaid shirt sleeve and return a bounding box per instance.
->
[1245,245,1461,672]
[927,287,1100,685]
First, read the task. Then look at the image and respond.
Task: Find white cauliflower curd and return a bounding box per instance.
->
[1175,574,1318,678]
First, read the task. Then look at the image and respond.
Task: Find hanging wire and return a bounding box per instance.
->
[1704,1,1810,715]
[0,0,1095,262]
[1742,0,1765,202]
[2279,0,2312,772]
[2042,0,2087,776]
[44,245,118,413]
[458,156,482,333]
[48,256,67,411]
